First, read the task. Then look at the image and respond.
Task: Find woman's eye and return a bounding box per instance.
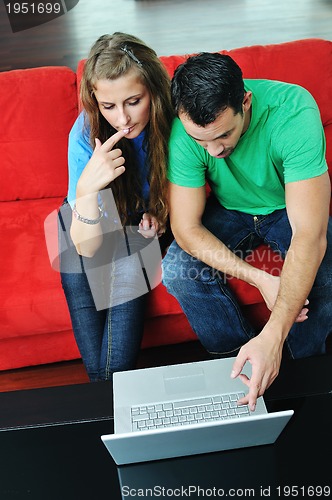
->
[128,99,140,106]
[102,105,114,110]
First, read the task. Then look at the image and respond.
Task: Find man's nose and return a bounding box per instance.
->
[207,143,224,157]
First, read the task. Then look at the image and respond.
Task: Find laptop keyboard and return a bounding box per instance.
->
[131,392,250,431]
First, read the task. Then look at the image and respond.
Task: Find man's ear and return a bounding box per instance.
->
[243,91,252,112]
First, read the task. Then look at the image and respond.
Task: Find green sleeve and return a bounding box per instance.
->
[272,90,328,183]
[167,118,208,187]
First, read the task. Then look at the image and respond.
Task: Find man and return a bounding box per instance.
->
[162,52,332,411]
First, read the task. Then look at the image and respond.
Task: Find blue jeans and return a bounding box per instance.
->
[58,201,157,382]
[162,195,332,358]
[61,269,147,382]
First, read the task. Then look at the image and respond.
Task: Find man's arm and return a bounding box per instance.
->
[170,172,330,410]
[232,171,331,409]
[268,172,330,334]
[169,183,273,287]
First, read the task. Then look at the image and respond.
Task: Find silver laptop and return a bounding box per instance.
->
[101,357,293,465]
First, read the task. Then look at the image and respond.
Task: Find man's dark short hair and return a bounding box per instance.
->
[171,52,245,126]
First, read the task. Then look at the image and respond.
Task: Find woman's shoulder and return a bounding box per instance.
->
[69,111,92,153]
[70,111,90,138]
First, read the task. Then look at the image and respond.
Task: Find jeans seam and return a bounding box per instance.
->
[284,338,295,359]
[217,280,256,342]
[105,260,116,379]
[231,231,263,260]
[263,238,285,259]
[207,346,241,356]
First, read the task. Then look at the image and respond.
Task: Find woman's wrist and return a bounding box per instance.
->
[73,204,104,225]
[73,191,102,223]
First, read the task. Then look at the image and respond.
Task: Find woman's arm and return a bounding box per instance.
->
[70,129,128,257]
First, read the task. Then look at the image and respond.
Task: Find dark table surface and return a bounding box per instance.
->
[0,354,331,500]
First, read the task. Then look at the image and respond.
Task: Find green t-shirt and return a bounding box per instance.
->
[167,79,327,215]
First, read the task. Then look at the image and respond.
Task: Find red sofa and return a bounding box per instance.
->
[1,38,331,371]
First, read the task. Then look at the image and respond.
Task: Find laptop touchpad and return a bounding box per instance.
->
[163,364,206,394]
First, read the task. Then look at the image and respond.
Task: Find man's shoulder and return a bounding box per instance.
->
[245,78,302,90]
[170,118,199,150]
[170,117,186,136]
[169,118,212,165]
[245,79,315,106]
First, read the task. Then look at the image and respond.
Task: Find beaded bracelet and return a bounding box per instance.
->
[72,204,104,225]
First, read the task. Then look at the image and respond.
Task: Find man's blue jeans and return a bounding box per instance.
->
[162,195,332,358]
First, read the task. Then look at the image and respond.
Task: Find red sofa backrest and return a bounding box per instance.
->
[0,66,78,202]
[77,38,332,178]
[160,38,332,175]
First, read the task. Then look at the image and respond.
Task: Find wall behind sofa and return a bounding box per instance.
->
[0,0,332,72]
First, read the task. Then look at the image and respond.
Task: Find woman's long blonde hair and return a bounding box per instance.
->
[80,32,174,230]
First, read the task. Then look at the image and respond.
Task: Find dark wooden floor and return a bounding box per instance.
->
[0,341,210,392]
[0,0,331,391]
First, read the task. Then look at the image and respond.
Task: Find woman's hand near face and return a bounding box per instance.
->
[70,129,128,257]
[76,129,129,198]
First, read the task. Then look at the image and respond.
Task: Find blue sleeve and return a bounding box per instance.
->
[67,112,93,207]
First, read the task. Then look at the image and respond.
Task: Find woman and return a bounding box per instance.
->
[59,32,174,381]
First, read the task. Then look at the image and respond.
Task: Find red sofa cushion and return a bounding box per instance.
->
[0,66,78,202]
[0,198,73,339]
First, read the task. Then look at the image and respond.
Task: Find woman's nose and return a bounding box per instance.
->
[117,108,130,126]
